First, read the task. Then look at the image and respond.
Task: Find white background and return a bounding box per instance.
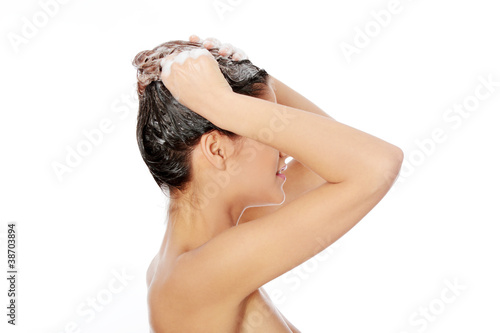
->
[1,0,499,332]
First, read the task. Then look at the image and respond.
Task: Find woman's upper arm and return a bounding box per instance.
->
[170,172,397,303]
[270,75,332,119]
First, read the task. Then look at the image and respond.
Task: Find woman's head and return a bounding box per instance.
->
[132,40,271,201]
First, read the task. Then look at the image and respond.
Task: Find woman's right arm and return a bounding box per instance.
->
[163,51,403,303]
[210,91,402,189]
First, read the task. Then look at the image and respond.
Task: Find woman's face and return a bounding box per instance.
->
[234,83,289,206]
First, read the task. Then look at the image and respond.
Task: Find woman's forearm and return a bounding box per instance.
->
[210,92,403,186]
[269,75,333,119]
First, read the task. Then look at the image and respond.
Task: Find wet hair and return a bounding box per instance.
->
[132,40,269,198]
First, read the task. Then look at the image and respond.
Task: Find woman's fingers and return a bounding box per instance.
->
[158,47,232,120]
[232,47,248,61]
[203,37,222,49]
[189,35,247,60]
[189,34,201,43]
[160,51,180,79]
[190,35,222,50]
[232,53,243,61]
[219,43,235,56]
[160,49,211,80]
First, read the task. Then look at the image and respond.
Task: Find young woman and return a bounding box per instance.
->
[133,35,403,332]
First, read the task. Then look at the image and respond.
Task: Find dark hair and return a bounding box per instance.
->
[132,40,269,197]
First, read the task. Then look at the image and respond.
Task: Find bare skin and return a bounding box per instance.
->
[145,37,403,332]
[147,77,303,332]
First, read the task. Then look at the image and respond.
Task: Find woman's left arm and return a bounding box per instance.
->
[269,75,334,120]
[238,75,330,224]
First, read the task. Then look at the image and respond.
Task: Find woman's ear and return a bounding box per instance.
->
[199,130,235,171]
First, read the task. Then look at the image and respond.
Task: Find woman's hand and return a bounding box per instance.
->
[160,48,233,122]
[189,35,248,61]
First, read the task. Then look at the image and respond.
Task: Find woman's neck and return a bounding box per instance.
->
[162,195,246,255]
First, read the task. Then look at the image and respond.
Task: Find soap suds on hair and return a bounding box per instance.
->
[160,48,211,78]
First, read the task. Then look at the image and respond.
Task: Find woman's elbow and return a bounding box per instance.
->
[378,146,404,188]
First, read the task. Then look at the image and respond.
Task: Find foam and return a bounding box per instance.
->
[160,49,211,78]
[188,48,210,59]
[202,37,222,49]
[233,47,248,60]
[219,43,234,56]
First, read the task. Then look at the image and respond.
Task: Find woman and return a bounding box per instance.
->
[132,35,403,332]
